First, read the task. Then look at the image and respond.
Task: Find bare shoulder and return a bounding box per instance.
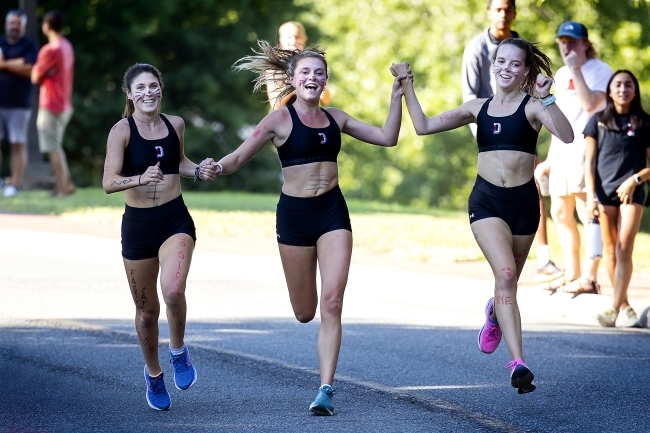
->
[463,98,487,118]
[109,118,130,139]
[162,113,185,130]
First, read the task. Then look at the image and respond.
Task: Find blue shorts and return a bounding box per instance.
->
[276,185,352,247]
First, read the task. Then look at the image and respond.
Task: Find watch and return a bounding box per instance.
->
[633,174,642,185]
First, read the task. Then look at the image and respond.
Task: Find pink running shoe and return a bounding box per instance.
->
[477,298,502,354]
[505,359,536,394]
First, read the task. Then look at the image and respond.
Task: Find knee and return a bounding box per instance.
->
[494,272,518,294]
[161,281,186,307]
[137,308,159,328]
[294,309,316,323]
[320,290,344,319]
[550,205,570,224]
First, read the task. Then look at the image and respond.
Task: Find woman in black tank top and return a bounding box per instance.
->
[102,63,220,410]
[214,42,405,415]
[392,38,573,394]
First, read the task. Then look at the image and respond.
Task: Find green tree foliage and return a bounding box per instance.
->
[35,0,309,192]
[27,0,650,218]
[296,0,650,208]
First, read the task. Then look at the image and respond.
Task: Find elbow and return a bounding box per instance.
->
[563,132,575,144]
[414,127,427,136]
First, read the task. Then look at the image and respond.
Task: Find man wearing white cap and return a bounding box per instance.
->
[535,21,613,295]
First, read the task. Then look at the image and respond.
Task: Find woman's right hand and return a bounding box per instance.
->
[139,162,163,185]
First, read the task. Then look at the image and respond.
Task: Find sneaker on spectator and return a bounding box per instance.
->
[144,366,171,410]
[309,384,335,415]
[505,359,536,394]
[3,184,18,197]
[596,308,618,327]
[619,306,641,328]
[535,260,564,282]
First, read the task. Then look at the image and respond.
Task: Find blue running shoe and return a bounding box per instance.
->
[170,346,197,390]
[309,384,335,415]
[144,366,171,410]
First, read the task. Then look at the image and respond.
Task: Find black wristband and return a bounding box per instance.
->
[194,165,203,182]
[138,174,142,186]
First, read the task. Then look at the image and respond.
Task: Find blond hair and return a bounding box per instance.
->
[233,40,327,108]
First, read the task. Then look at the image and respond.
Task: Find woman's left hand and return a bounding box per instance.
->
[535,73,553,98]
[197,158,219,181]
[616,177,637,204]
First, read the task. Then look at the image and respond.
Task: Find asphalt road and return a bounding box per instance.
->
[1,228,649,433]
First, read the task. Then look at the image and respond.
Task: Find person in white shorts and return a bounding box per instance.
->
[535,21,613,295]
[0,9,38,197]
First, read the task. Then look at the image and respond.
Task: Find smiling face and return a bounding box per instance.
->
[492,43,529,90]
[128,72,162,115]
[289,57,327,103]
[609,72,636,110]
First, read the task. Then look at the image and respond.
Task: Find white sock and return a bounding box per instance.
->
[536,245,550,268]
[170,345,186,356]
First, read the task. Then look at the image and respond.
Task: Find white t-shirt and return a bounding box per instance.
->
[550,58,613,156]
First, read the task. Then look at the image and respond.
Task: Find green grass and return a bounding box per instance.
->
[2,188,649,268]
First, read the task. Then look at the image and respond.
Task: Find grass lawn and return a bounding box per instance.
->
[2,188,649,268]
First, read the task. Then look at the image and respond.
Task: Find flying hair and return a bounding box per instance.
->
[494,38,553,97]
[233,40,328,108]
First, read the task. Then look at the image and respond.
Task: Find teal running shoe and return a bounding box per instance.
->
[309,384,335,415]
[144,366,171,410]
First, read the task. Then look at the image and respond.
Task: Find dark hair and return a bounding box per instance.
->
[6,9,27,23]
[487,0,516,9]
[598,70,650,131]
[43,10,64,33]
[493,38,553,97]
[121,63,164,118]
[233,40,328,108]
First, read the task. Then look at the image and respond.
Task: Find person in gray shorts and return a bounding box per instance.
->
[0,9,38,197]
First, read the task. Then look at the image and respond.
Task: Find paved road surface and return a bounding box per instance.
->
[1,228,649,432]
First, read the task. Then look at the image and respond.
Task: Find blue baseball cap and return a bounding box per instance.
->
[557,21,588,39]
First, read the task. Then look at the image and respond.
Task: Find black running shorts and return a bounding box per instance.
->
[121,195,196,260]
[468,175,540,236]
[276,185,352,247]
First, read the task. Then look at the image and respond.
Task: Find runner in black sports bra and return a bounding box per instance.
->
[216,42,405,415]
[391,38,574,395]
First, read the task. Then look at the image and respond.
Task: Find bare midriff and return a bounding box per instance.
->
[281,161,339,197]
[125,174,182,207]
[477,150,536,188]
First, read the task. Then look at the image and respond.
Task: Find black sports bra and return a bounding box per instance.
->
[120,114,180,177]
[476,95,538,155]
[277,105,341,168]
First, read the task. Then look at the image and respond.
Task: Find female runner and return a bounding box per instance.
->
[392,38,573,393]
[215,42,404,414]
[103,63,219,410]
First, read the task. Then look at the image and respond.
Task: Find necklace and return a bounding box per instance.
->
[133,114,159,124]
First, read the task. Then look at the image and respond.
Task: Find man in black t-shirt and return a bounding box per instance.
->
[0,9,38,197]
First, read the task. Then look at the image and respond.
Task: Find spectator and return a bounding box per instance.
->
[462,0,561,281]
[31,10,75,197]
[584,70,649,327]
[266,21,330,110]
[0,9,38,197]
[535,21,613,295]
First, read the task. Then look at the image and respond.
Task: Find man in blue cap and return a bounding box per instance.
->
[535,21,613,295]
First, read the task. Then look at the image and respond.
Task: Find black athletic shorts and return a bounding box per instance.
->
[121,195,196,260]
[468,175,540,236]
[597,184,645,207]
[276,185,352,247]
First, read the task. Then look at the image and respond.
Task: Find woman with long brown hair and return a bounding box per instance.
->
[102,63,219,410]
[392,38,573,393]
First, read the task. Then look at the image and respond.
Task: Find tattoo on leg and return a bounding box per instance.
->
[496,295,512,305]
